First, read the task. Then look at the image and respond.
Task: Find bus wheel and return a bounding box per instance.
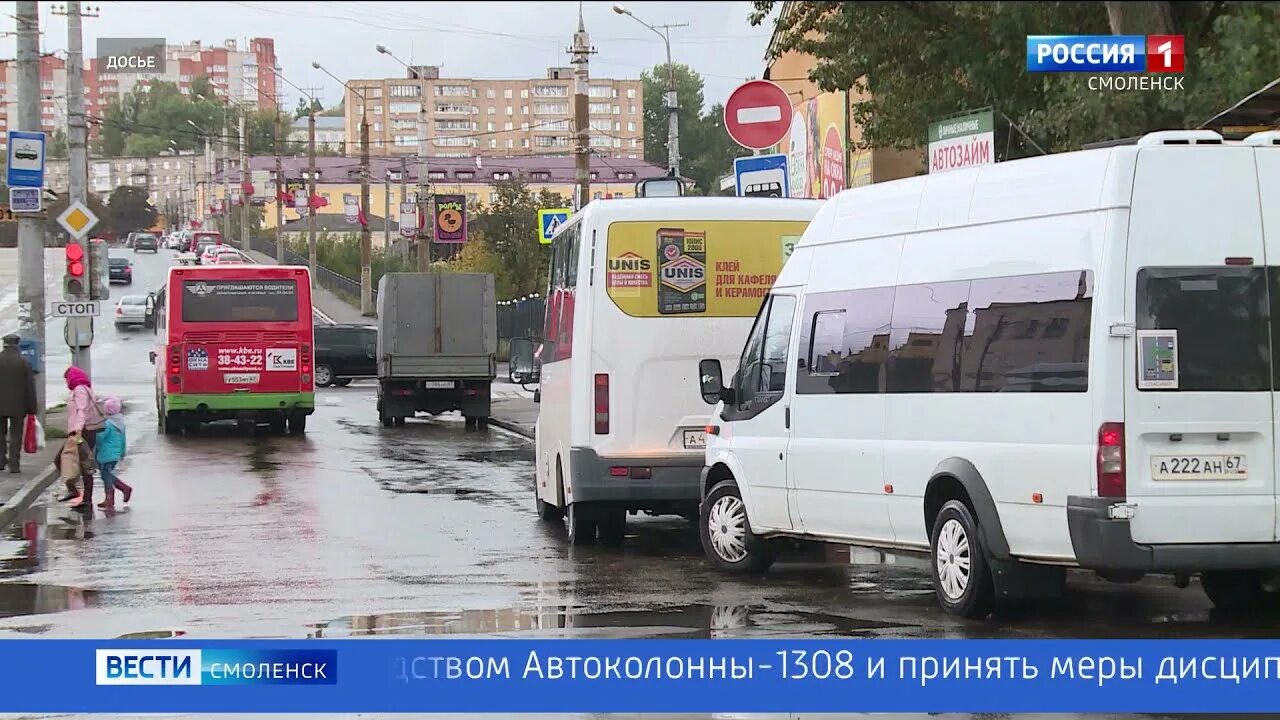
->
[287,413,307,435]
[596,508,627,547]
[269,417,287,435]
[393,416,406,427]
[566,503,597,545]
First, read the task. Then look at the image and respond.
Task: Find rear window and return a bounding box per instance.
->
[121,296,147,305]
[181,279,299,323]
[109,258,128,267]
[1135,267,1271,391]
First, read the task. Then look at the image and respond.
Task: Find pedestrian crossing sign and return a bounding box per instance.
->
[538,208,572,245]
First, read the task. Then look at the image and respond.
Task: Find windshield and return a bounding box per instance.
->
[121,296,147,305]
[109,258,128,266]
[181,279,299,323]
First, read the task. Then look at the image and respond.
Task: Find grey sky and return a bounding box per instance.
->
[2,1,774,112]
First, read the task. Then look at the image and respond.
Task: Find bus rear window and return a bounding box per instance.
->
[1135,267,1270,391]
[181,279,299,323]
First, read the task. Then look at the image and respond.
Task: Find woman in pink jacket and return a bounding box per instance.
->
[60,366,103,511]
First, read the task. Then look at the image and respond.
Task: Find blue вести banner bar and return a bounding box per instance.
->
[11,638,1280,714]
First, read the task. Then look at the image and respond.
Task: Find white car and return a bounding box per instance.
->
[113,295,150,329]
[210,247,249,265]
[198,244,224,265]
[165,233,185,250]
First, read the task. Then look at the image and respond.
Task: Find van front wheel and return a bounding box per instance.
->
[700,480,776,574]
[929,500,994,619]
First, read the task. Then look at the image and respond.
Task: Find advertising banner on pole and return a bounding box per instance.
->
[433,195,467,244]
[399,202,418,239]
[928,110,995,174]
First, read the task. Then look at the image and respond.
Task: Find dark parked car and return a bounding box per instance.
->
[132,233,159,252]
[314,324,378,387]
[107,257,132,285]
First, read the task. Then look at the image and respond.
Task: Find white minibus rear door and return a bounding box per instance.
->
[1257,143,1280,541]
[1125,146,1275,545]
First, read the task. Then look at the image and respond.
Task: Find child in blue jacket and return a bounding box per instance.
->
[95,397,133,511]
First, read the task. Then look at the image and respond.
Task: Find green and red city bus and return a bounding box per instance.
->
[151,264,316,434]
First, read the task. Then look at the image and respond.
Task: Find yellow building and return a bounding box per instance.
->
[763,1,923,193]
[199,155,671,248]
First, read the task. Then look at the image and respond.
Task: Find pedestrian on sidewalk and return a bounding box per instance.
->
[94,397,132,512]
[0,334,37,474]
[61,366,106,512]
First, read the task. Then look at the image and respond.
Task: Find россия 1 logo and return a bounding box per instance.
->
[1026,35,1184,73]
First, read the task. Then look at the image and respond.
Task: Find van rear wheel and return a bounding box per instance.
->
[929,500,994,619]
[566,503,597,545]
[1201,571,1269,612]
[700,480,776,573]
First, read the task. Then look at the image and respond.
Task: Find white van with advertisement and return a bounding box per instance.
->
[534,197,820,546]
[695,129,1280,618]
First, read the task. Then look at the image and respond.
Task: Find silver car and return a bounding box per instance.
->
[114,294,150,329]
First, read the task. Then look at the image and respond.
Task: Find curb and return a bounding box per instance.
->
[489,418,534,439]
[0,464,58,533]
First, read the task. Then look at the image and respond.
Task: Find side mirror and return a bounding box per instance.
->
[699,358,725,405]
[533,389,541,404]
[148,351,156,365]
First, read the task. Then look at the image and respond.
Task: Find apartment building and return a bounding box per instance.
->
[345,66,643,159]
[43,153,202,209]
[0,37,279,151]
[287,116,346,151]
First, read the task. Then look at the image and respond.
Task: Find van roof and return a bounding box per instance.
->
[803,129,1276,248]
[558,196,822,236]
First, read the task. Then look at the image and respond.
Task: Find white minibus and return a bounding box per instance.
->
[534,197,820,546]
[696,129,1280,617]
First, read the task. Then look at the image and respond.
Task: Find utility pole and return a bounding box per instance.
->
[359,110,372,316]
[15,1,45,420]
[398,156,407,258]
[238,112,247,250]
[220,106,231,241]
[307,110,317,277]
[62,0,96,376]
[383,168,391,260]
[570,6,597,210]
[613,5,686,176]
[274,114,285,262]
[416,70,431,271]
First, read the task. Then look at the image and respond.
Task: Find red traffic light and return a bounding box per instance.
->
[65,243,84,261]
[68,261,84,277]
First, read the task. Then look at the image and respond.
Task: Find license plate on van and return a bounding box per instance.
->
[422,381,455,390]
[224,373,260,384]
[683,430,706,449]
[1150,455,1247,481]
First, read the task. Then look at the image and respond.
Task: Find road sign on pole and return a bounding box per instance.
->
[723,80,792,150]
[9,186,41,212]
[733,153,790,198]
[538,208,572,245]
[6,130,46,188]
[50,299,100,318]
[55,200,98,238]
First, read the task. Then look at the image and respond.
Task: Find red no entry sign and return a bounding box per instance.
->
[723,80,792,150]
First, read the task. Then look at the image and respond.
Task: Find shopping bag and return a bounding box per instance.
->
[22,415,38,454]
[58,436,80,481]
[32,417,44,450]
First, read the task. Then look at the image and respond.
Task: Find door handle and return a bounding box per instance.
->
[784,406,790,430]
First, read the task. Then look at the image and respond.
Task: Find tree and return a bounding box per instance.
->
[468,179,562,297]
[321,98,346,117]
[751,1,1270,155]
[442,231,517,297]
[48,129,68,159]
[106,186,158,235]
[294,97,322,120]
[641,63,749,194]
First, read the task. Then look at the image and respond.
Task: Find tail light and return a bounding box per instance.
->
[594,373,609,434]
[301,343,312,386]
[1097,422,1126,499]
[115,306,123,315]
[168,345,182,389]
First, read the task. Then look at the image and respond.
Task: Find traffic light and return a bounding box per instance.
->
[89,239,110,301]
[64,242,86,298]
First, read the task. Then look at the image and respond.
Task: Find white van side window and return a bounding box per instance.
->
[808,310,845,375]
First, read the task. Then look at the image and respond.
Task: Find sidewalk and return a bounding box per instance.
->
[491,390,536,439]
[244,249,372,326]
[0,405,68,532]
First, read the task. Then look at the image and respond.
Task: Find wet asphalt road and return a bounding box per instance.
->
[0,248,1276,718]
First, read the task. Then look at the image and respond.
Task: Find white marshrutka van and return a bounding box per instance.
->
[534,197,820,546]
[696,130,1280,618]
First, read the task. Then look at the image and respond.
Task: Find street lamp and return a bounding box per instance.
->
[376,43,432,270]
[313,61,375,317]
[614,3,681,176]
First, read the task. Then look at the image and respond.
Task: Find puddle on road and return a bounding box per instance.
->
[314,604,910,639]
[456,448,531,464]
[0,582,100,618]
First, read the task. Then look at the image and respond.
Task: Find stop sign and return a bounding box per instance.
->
[723,80,792,150]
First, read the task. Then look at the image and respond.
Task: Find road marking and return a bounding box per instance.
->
[736,106,782,125]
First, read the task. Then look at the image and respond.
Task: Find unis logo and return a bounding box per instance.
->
[608,252,651,272]
[1026,35,1184,73]
[96,649,337,686]
[660,255,706,293]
